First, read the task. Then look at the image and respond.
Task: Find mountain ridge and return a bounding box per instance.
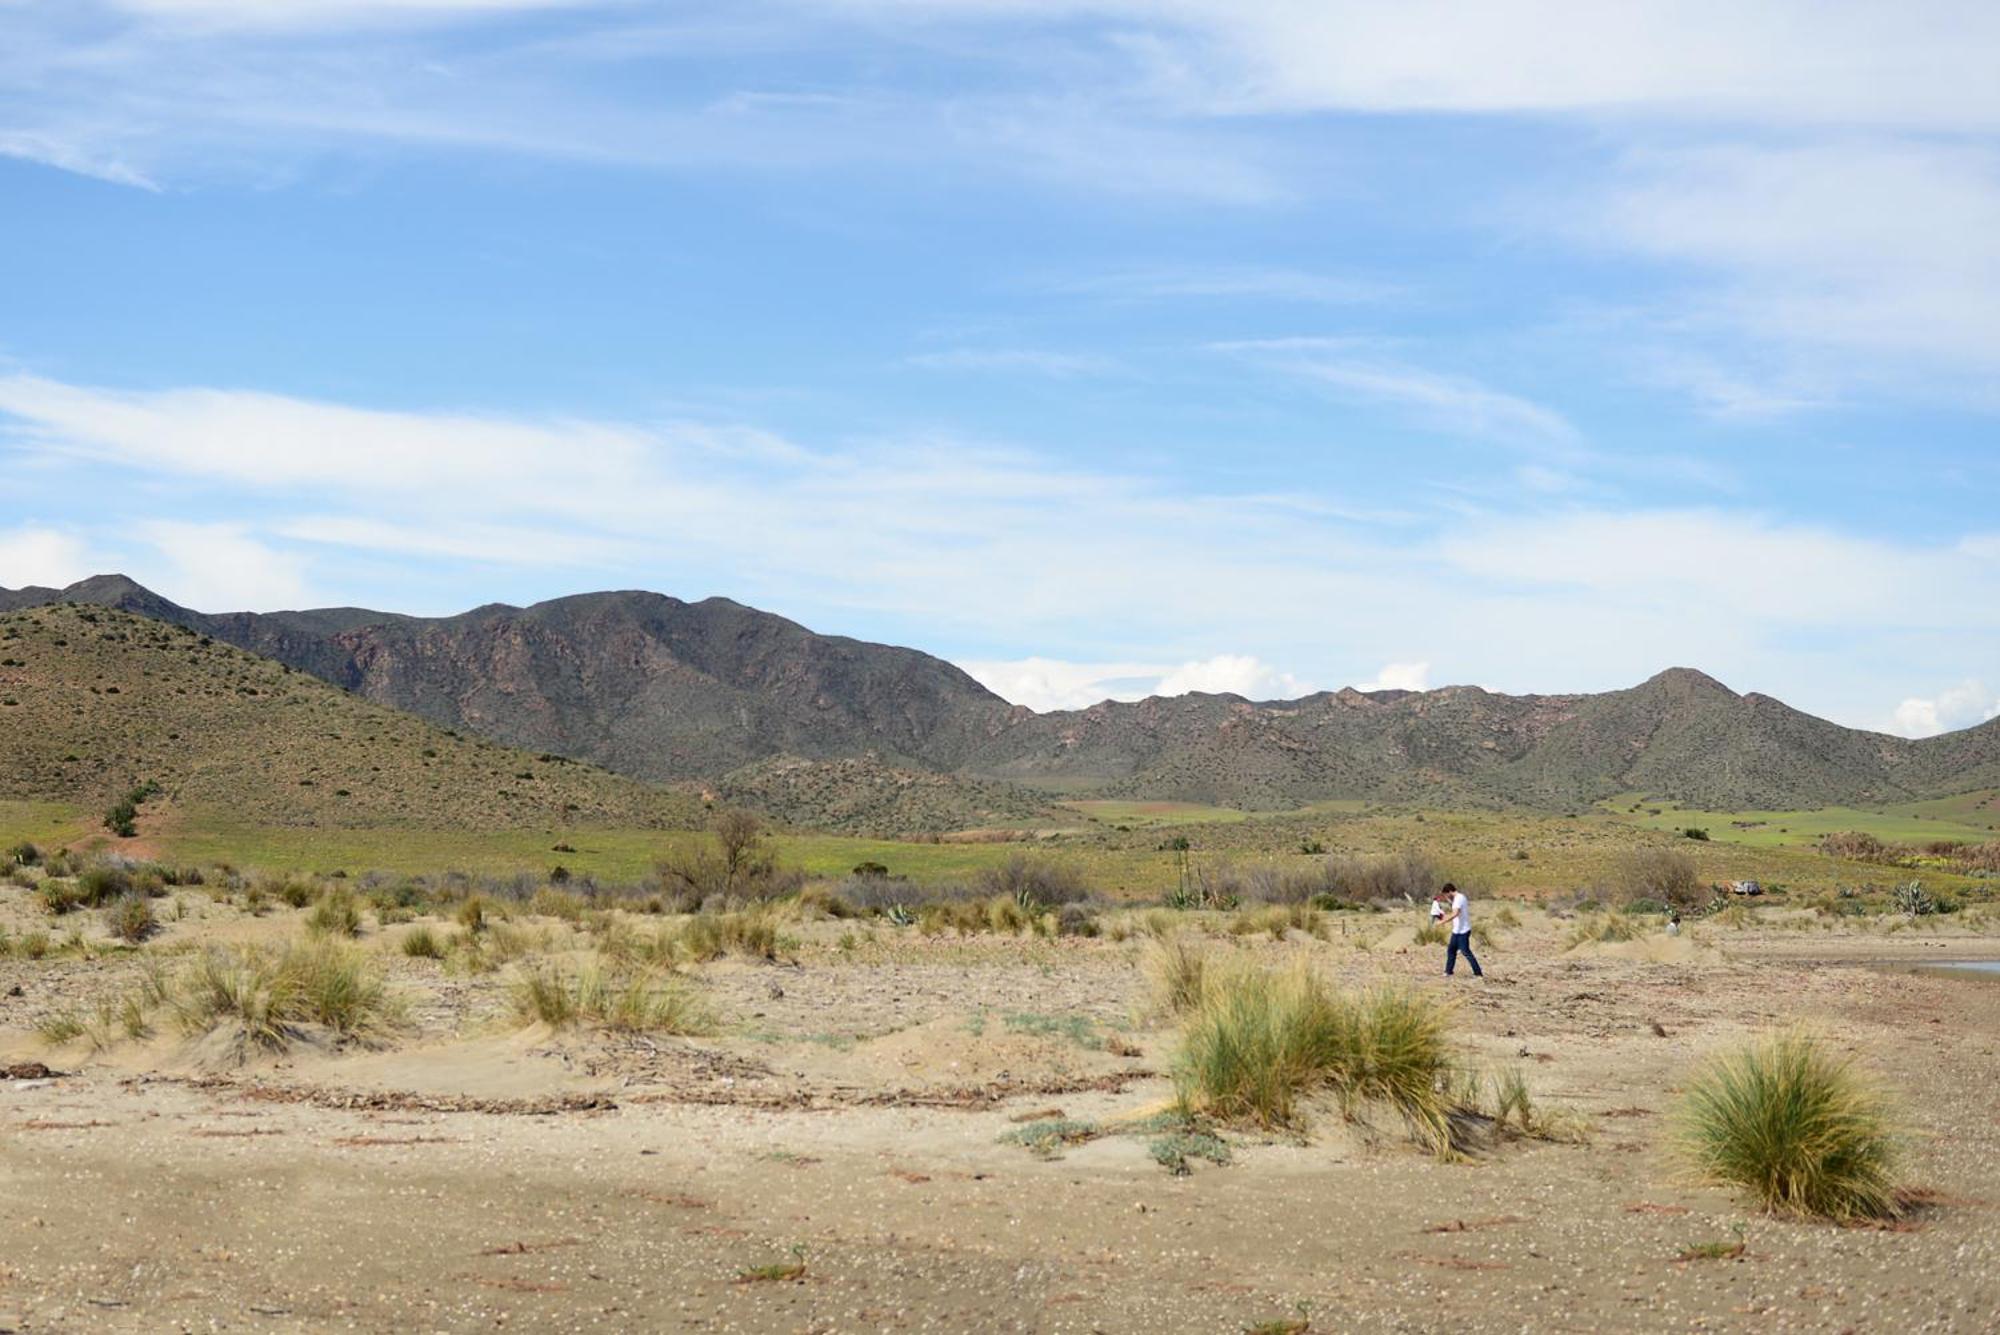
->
[5,574,1994,812]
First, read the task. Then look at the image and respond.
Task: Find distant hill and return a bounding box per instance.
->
[0,604,701,831]
[8,575,1998,814]
[715,755,1064,836]
[0,576,1021,781]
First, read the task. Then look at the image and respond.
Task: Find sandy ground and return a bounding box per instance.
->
[4,899,2000,1333]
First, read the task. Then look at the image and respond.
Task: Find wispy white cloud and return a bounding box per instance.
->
[1216,339,1579,449]
[1585,139,2000,381]
[0,130,159,190]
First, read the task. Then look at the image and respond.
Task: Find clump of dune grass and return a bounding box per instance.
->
[1147,937,1209,1016]
[1171,961,1454,1152]
[1675,1030,1902,1221]
[35,1011,87,1045]
[509,961,711,1034]
[400,924,445,959]
[171,937,400,1057]
[675,908,782,962]
[305,887,363,938]
[1413,919,1448,946]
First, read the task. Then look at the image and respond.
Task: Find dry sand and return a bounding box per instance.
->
[4,902,1999,1333]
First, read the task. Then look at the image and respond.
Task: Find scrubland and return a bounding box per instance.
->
[4,823,1999,1332]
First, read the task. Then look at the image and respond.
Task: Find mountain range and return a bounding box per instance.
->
[5,574,1997,817]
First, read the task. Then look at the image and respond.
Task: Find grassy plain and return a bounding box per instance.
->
[1606,789,2000,847]
[6,795,1991,902]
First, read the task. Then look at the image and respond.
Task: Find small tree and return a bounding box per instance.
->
[712,808,773,889]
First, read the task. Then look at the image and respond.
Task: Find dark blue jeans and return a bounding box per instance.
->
[1446,931,1482,977]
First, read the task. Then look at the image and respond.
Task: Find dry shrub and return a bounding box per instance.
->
[976,855,1092,909]
[1614,848,1703,908]
[1818,831,1890,862]
[103,892,157,943]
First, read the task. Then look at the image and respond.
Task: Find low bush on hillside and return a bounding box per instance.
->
[1676,1030,1902,1221]
[8,840,40,867]
[102,780,160,839]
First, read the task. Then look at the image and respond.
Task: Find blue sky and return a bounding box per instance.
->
[2,1,1998,735]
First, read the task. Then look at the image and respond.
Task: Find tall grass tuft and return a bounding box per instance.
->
[171,937,400,1056]
[305,887,364,938]
[509,961,711,1034]
[400,923,445,958]
[1171,960,1454,1152]
[1675,1030,1902,1221]
[1146,937,1208,1016]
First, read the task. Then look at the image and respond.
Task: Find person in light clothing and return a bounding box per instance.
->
[1443,882,1483,979]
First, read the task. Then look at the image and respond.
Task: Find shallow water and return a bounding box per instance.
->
[1928,960,2000,975]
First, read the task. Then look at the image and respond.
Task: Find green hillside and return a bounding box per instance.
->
[0,605,701,833]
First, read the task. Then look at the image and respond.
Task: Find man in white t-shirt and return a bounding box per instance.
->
[1443,882,1483,978]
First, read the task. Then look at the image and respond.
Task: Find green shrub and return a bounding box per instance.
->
[8,840,40,867]
[1676,1030,1901,1220]
[76,864,133,907]
[38,878,87,916]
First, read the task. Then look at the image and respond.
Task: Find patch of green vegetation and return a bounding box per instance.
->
[998,1117,1102,1158]
[1607,792,2000,849]
[1149,1129,1232,1175]
[1002,1011,1104,1049]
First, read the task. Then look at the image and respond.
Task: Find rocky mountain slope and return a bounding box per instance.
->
[8,575,1997,813]
[0,604,700,830]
